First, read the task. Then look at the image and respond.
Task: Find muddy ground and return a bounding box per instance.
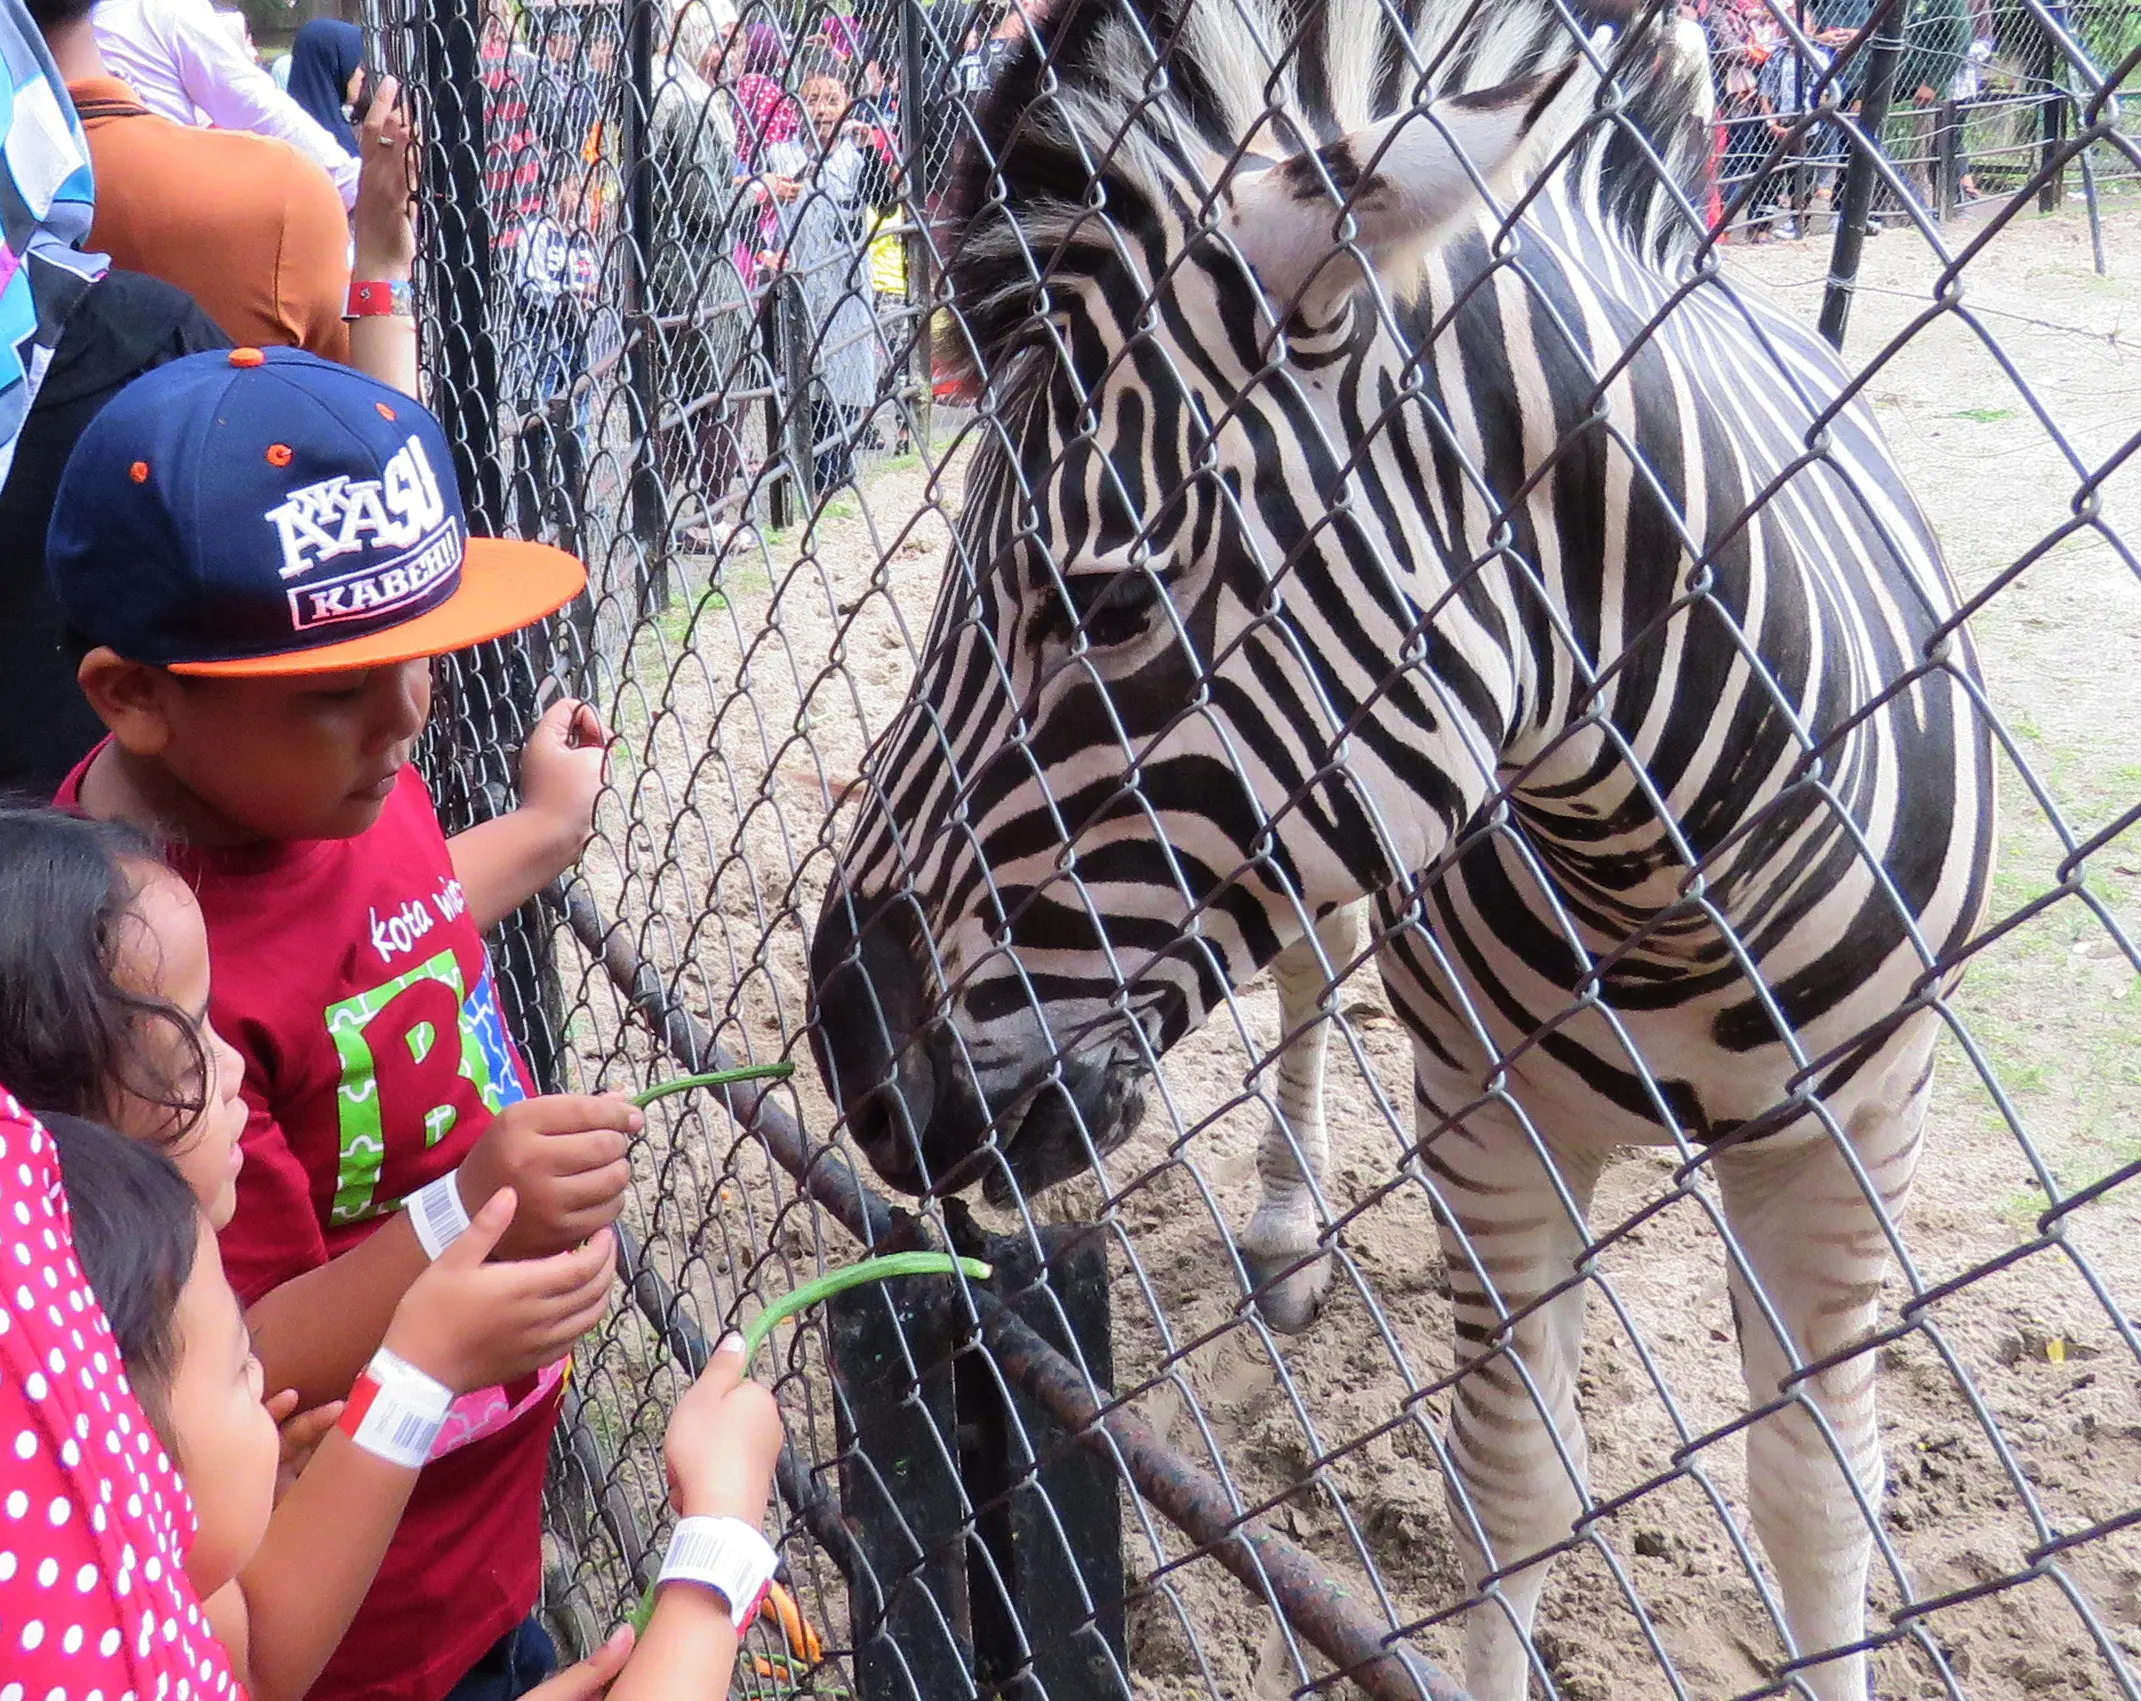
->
[546,198,2141,1699]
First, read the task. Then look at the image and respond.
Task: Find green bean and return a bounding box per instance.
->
[740,1252,992,1360]
[631,1064,796,1109]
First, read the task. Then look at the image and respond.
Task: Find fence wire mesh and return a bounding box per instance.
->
[370,0,2140,1693]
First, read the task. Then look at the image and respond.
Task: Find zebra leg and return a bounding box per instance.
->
[1238,904,1360,1333]
[1713,1095,1924,1701]
[1431,1106,1606,1701]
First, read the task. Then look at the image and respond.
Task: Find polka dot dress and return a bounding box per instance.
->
[0,1090,242,1700]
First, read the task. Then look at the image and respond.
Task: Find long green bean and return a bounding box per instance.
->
[631,1064,796,1109]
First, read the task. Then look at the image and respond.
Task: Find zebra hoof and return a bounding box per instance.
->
[1243,1248,1333,1334]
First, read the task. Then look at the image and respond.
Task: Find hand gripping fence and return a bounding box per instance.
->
[370,0,2141,1691]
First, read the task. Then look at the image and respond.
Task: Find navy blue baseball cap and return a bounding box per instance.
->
[46,346,586,677]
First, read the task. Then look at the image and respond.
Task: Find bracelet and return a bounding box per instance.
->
[338,1347,453,1468]
[346,277,415,319]
[657,1516,778,1632]
[406,1170,471,1259]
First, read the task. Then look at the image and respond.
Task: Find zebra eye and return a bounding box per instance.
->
[1060,555,1169,649]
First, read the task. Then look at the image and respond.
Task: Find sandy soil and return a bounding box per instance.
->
[542,199,2141,1699]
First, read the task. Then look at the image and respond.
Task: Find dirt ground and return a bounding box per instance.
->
[554,197,2141,1699]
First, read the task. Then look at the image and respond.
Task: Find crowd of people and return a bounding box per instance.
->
[0,3,802,1701]
[473,0,919,551]
[1693,0,2001,241]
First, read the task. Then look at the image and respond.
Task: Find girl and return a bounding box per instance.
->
[36,1105,785,1701]
[0,808,620,1701]
[760,50,894,494]
[0,808,249,1223]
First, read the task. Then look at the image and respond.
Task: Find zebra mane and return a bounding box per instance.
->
[939,0,1712,387]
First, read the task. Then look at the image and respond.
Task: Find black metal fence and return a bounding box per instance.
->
[368,0,2141,1693]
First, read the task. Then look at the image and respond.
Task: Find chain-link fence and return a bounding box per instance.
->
[367,0,2140,1692]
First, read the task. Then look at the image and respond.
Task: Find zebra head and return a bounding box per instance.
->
[811,0,1693,1201]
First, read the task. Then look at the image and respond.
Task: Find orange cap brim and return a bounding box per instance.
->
[167,538,588,678]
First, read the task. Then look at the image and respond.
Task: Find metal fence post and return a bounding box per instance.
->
[623,0,668,614]
[900,0,936,445]
[1818,0,1905,349]
[2035,22,2068,213]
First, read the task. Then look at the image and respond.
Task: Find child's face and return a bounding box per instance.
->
[111,861,249,1228]
[169,1218,277,1597]
[128,659,432,844]
[802,75,848,138]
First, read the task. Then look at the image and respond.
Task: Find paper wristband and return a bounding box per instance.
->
[345,278,415,319]
[407,1171,471,1259]
[337,1348,453,1468]
[658,1516,778,1632]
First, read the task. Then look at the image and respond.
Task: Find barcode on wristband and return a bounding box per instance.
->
[341,1375,444,1469]
[408,1172,470,1259]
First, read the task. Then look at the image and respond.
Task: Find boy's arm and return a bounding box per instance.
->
[347,78,419,399]
[448,699,609,931]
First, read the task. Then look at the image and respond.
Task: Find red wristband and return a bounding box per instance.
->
[346,278,414,319]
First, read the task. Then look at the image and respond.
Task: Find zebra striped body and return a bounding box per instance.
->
[808,0,1995,1691]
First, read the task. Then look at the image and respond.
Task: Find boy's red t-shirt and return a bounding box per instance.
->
[58,756,558,1701]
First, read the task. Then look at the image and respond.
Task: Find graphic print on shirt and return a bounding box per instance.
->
[325,876,527,1226]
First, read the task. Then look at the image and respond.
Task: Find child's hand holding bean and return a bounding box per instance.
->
[456,1092,638,1259]
[663,1335,784,1525]
[386,1189,618,1390]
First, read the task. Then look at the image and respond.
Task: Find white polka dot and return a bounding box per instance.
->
[2,1685,21,1701]
[46,1496,69,1525]
[90,1505,106,1533]
[59,1439,78,1467]
[100,1629,120,1656]
[19,1619,42,1651]
[5,1490,26,1519]
[35,1556,56,1586]
[12,1431,33,1460]
[144,1555,162,1582]
[61,1624,82,1654]
[76,1562,96,1592]
[0,1552,14,1580]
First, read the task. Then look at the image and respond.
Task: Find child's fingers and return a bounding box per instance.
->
[701,1332,750,1397]
[512,1226,617,1299]
[265,1387,301,1424]
[440,1185,519,1267]
[544,1158,634,1219]
[523,1626,633,1701]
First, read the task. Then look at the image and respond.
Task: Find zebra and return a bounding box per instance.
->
[807,0,1997,1691]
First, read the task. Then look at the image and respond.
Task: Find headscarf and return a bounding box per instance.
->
[733,21,799,162]
[0,0,108,494]
[286,18,366,157]
[0,1088,241,1700]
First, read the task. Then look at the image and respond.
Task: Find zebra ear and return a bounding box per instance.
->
[1225,64,1578,325]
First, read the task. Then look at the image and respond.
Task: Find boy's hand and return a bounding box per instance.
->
[519,698,610,865]
[458,1092,638,1260]
[265,1388,345,1502]
[664,1335,784,1524]
[386,1188,618,1390]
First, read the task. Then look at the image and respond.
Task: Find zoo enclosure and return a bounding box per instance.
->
[366,0,2141,1694]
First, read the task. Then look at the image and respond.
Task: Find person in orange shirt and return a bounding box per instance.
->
[28,0,414,392]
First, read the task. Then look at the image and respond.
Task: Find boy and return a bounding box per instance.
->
[49,345,639,1701]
